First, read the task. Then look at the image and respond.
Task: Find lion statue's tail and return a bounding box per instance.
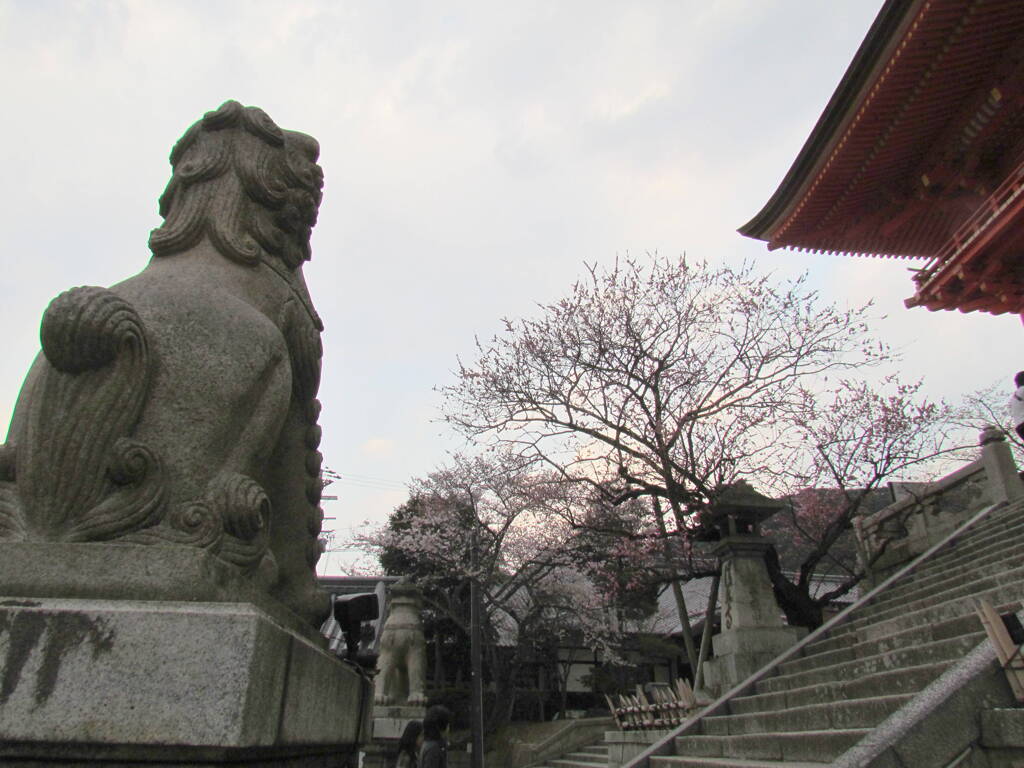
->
[2,286,164,541]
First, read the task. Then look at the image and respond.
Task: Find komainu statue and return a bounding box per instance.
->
[375,582,427,706]
[0,101,329,625]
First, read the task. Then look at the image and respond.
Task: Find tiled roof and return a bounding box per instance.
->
[652,572,860,638]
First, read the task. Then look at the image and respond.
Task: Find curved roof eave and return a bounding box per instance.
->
[738,0,916,242]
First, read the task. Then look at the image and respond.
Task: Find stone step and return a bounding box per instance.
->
[782,611,986,677]
[799,525,1022,658]
[672,728,869,763]
[856,587,1021,647]
[794,626,858,657]
[914,518,1024,572]
[533,741,608,768]
[865,536,1024,612]
[815,592,1021,663]
[701,693,910,736]
[805,589,1014,660]
[930,504,1024,548]
[872,518,1024,594]
[732,660,948,715]
[887,511,1024,571]
[869,509,1024,583]
[651,757,829,768]
[756,632,977,695]
[853,560,1024,627]
[549,758,606,768]
[822,577,1022,650]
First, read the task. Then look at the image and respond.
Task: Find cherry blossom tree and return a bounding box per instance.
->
[759,377,961,627]
[952,377,1024,463]
[439,256,961,633]
[354,451,643,728]
[442,256,887,514]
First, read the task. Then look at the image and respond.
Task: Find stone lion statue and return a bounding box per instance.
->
[0,101,329,625]
[375,582,427,707]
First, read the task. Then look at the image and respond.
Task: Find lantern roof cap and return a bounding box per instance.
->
[710,480,787,523]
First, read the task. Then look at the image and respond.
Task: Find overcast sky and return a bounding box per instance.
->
[1,1,1018,574]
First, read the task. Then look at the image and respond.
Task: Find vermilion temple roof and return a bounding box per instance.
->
[740,0,1024,262]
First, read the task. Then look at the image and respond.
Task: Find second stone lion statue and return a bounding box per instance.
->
[375,582,428,707]
[0,101,329,625]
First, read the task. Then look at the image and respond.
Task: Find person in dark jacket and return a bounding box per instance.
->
[419,705,452,768]
[395,720,423,768]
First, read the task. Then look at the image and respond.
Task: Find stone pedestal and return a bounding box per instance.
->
[701,537,804,696]
[361,706,426,768]
[0,545,372,766]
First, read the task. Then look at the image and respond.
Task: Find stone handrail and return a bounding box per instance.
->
[855,458,986,578]
[856,427,1023,581]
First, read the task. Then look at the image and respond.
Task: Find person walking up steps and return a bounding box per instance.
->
[1009,371,1024,441]
[420,705,451,768]
[396,720,423,768]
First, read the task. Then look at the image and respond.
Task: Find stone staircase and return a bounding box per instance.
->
[628,498,1024,767]
[535,742,610,768]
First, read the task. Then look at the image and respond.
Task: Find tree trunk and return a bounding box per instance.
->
[693,572,720,690]
[653,499,699,675]
[763,545,823,629]
[484,645,518,734]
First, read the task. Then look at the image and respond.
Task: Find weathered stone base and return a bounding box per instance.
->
[0,596,371,765]
[702,625,806,695]
[0,543,320,641]
[371,704,427,740]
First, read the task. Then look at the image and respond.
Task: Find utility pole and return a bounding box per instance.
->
[470,524,485,768]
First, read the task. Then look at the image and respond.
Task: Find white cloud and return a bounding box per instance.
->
[360,438,396,459]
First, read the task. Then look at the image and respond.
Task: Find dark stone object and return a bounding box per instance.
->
[333,591,380,666]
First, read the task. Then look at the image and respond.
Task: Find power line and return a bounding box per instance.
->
[329,481,407,494]
[335,472,407,488]
[327,479,408,492]
[320,466,408,492]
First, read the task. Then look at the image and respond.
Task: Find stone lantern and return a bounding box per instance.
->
[700,481,806,695]
[705,479,784,538]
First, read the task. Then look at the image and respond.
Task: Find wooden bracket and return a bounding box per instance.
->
[975,598,1024,702]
